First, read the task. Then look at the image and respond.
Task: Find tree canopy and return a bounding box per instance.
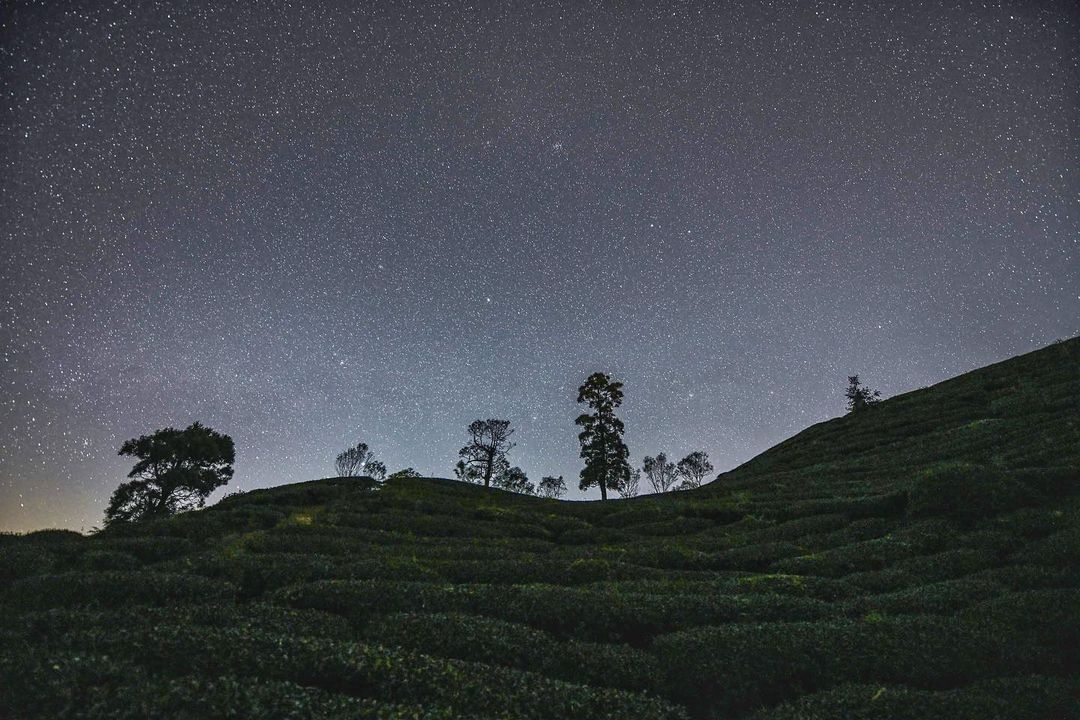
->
[335,442,386,480]
[846,375,882,412]
[458,419,516,488]
[575,372,631,501]
[105,422,234,525]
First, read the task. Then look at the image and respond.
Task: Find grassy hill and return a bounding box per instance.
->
[2,338,1078,719]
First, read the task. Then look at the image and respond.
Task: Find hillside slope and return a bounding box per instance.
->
[718,337,1079,488]
[1,339,1078,719]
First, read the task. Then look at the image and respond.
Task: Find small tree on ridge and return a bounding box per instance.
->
[458,419,516,488]
[106,422,234,526]
[643,453,679,494]
[676,451,713,490]
[846,375,881,413]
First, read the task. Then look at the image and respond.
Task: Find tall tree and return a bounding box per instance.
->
[105,422,234,525]
[676,451,714,489]
[537,475,567,499]
[642,453,679,494]
[617,468,641,499]
[458,419,515,488]
[845,375,882,413]
[575,372,631,501]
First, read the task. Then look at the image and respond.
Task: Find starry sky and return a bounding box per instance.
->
[2,1,1078,532]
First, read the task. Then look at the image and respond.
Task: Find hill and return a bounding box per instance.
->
[1,338,1078,719]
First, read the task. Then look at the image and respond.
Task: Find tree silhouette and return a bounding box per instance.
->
[643,453,679,494]
[495,464,534,495]
[454,459,482,483]
[335,442,379,477]
[458,419,515,488]
[617,468,641,498]
[676,451,714,489]
[537,475,567,499]
[575,372,631,501]
[387,467,421,480]
[846,375,882,412]
[365,460,387,481]
[105,422,234,525]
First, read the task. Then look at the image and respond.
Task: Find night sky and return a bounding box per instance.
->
[2,1,1077,532]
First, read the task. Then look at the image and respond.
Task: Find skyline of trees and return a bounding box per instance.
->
[106,372,887,521]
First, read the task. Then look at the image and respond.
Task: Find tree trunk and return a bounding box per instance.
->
[600,480,607,501]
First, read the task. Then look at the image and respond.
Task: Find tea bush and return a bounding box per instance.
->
[0,571,235,611]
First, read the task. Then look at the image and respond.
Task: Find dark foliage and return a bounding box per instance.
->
[105,422,234,525]
[1,338,1077,719]
[576,372,632,500]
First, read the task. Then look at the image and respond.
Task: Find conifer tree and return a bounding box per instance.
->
[575,372,631,500]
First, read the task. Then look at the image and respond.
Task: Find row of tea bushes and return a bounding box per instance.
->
[752,677,1080,720]
[50,625,688,720]
[361,612,658,692]
[650,613,1058,717]
[0,571,236,612]
[272,579,833,644]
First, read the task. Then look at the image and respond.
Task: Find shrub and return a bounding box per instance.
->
[751,676,1080,720]
[848,576,1005,616]
[770,536,912,578]
[711,542,805,571]
[908,463,1040,524]
[84,536,196,563]
[892,548,998,582]
[1011,466,1079,499]
[1010,526,1080,567]
[963,589,1080,670]
[56,625,688,720]
[73,550,141,572]
[9,603,350,645]
[0,647,474,720]
[741,514,848,543]
[272,580,831,644]
[0,545,57,583]
[777,492,907,521]
[362,612,658,692]
[0,571,235,612]
[650,615,1036,717]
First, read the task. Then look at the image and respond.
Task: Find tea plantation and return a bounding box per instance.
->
[2,338,1078,719]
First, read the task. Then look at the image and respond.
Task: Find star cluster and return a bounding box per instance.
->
[2,1,1077,531]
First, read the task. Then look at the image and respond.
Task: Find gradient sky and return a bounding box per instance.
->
[2,0,1077,532]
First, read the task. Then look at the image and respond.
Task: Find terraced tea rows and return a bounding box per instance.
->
[1,338,1077,718]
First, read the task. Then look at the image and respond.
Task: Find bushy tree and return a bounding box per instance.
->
[576,372,631,501]
[846,375,881,412]
[454,459,482,483]
[643,453,679,494]
[495,465,535,495]
[105,422,234,525]
[458,419,515,488]
[537,475,567,499]
[365,460,387,481]
[676,451,713,490]
[387,467,421,480]
[617,468,641,499]
[335,442,377,477]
